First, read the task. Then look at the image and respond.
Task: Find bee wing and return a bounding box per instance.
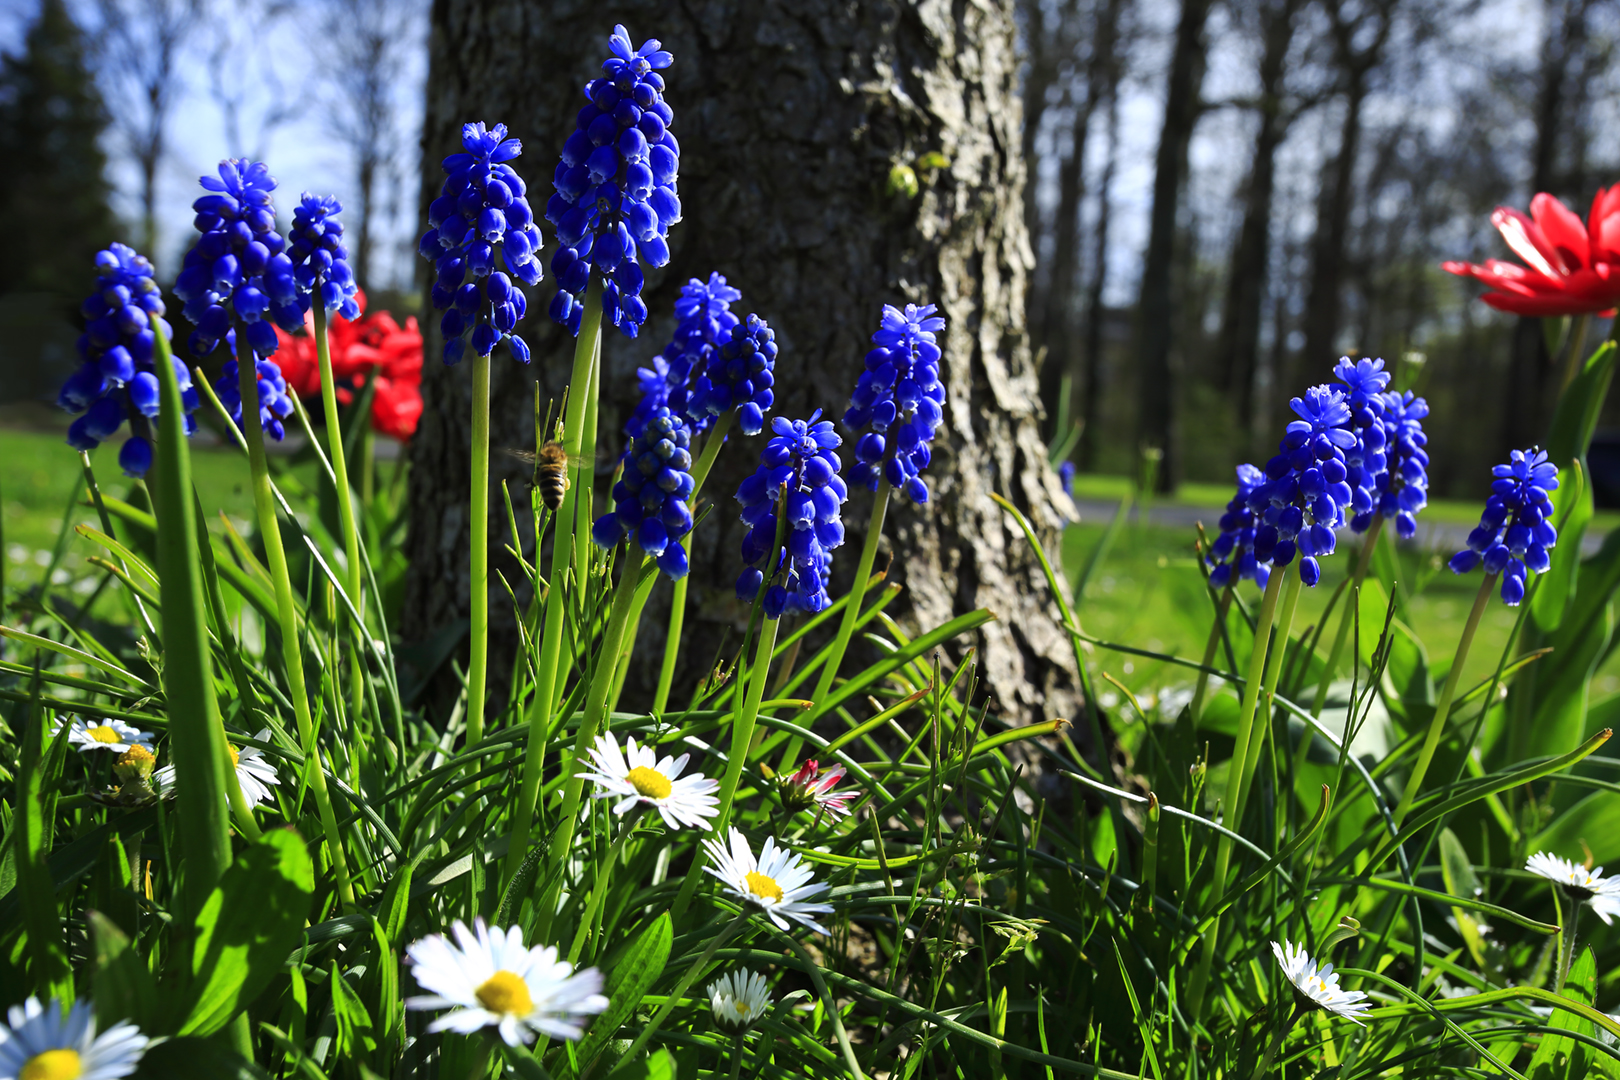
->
[504,448,539,465]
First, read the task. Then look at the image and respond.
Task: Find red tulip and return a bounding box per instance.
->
[1443,186,1620,317]
[272,290,425,439]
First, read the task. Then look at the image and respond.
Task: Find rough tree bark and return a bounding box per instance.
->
[406,0,1080,729]
[1135,0,1212,491]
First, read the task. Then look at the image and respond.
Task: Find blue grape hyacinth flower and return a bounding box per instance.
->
[174,159,304,361]
[845,303,948,503]
[289,193,362,318]
[1354,390,1430,539]
[547,24,679,339]
[58,243,199,476]
[1332,356,1391,519]
[1248,385,1358,587]
[1207,463,1272,591]
[1448,447,1557,605]
[735,413,848,618]
[592,406,695,578]
[687,313,777,436]
[214,330,297,442]
[420,121,543,365]
[626,274,747,440]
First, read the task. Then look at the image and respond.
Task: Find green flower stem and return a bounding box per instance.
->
[1392,572,1495,828]
[504,283,603,888]
[727,1034,745,1080]
[467,349,493,747]
[1189,581,1234,721]
[150,321,233,914]
[783,934,865,1080]
[540,554,647,896]
[1312,513,1384,718]
[1249,1004,1297,1080]
[313,302,369,732]
[567,813,640,966]
[610,915,744,1077]
[715,613,782,832]
[1555,887,1578,993]
[1235,569,1302,819]
[235,335,354,907]
[1186,565,1285,1019]
[800,476,892,768]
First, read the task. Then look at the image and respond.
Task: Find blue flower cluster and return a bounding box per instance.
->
[845,304,947,503]
[216,332,297,442]
[592,406,695,578]
[1206,463,1272,590]
[175,159,303,360]
[627,274,772,439]
[420,122,542,365]
[289,194,361,319]
[1448,447,1558,605]
[1332,357,1391,520]
[734,413,848,617]
[58,244,198,477]
[547,25,679,339]
[661,273,742,433]
[687,314,776,436]
[1356,390,1430,539]
[1249,386,1358,587]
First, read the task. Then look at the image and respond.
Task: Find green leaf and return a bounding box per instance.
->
[15,686,70,1001]
[329,960,378,1063]
[89,910,157,1031]
[1383,618,1432,718]
[578,914,673,1071]
[130,1036,273,1080]
[1546,341,1617,468]
[1438,829,1488,966]
[177,828,315,1036]
[1533,460,1591,634]
[1527,946,1596,1078]
[605,1049,677,1080]
[1534,791,1620,866]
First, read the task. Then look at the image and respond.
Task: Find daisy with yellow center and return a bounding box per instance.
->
[152,728,281,808]
[708,970,772,1030]
[52,718,152,755]
[0,997,147,1080]
[1526,852,1620,923]
[578,731,720,830]
[1270,940,1370,1024]
[702,827,834,935]
[404,919,609,1046]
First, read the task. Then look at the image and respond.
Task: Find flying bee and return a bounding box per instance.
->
[506,441,571,510]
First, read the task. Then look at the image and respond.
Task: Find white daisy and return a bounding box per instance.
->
[1526,852,1620,924]
[578,732,719,829]
[1271,940,1371,1025]
[709,969,772,1030]
[702,827,834,935]
[0,996,147,1080]
[152,729,281,808]
[53,719,152,755]
[404,919,608,1046]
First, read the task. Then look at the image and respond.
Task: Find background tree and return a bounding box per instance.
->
[406,1,1081,726]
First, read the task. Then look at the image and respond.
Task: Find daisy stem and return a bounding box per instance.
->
[1556,888,1578,993]
[1392,572,1495,828]
[1189,581,1234,722]
[467,348,492,747]
[504,282,602,889]
[312,301,369,739]
[234,332,354,908]
[728,1034,746,1080]
[610,915,744,1075]
[797,476,891,770]
[1312,513,1384,719]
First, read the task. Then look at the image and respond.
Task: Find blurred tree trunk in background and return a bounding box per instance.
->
[1298,0,1393,394]
[1079,84,1119,472]
[407,0,1081,729]
[1212,0,1305,447]
[1135,0,1212,491]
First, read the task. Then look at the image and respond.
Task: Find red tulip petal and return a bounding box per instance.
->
[1530,192,1590,270]
[1492,206,1566,278]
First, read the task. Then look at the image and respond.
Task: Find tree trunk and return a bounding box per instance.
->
[1212,0,1301,439]
[1135,0,1212,491]
[407,0,1080,729]
[1299,74,1365,390]
[1037,92,1095,442]
[1079,87,1118,473]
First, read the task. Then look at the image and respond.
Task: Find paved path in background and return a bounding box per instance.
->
[1071,500,1609,557]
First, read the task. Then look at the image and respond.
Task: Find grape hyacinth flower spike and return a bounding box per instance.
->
[845,303,948,503]
[58,243,198,476]
[547,24,679,338]
[1331,356,1391,520]
[1249,385,1357,587]
[592,406,696,578]
[421,121,542,365]
[690,312,778,436]
[627,272,744,440]
[1448,447,1558,605]
[1362,390,1430,538]
[289,194,361,319]
[735,413,847,617]
[1206,463,1272,591]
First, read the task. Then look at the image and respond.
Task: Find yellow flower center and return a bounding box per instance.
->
[745,871,783,903]
[21,1049,83,1080]
[626,765,672,800]
[118,745,154,766]
[475,970,534,1016]
[88,726,121,744]
[228,745,241,768]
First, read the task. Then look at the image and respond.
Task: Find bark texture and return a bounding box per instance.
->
[407,0,1079,728]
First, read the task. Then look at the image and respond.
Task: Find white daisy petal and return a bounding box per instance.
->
[0,996,147,1080]
[1271,940,1370,1025]
[709,969,772,1029]
[404,919,608,1044]
[578,732,719,829]
[52,718,153,755]
[701,827,836,936]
